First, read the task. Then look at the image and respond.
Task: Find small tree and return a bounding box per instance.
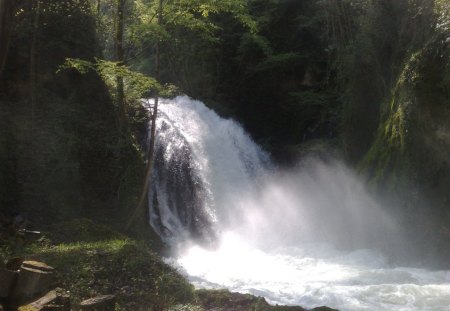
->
[126,0,163,229]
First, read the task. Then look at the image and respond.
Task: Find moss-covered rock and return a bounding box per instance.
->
[360,30,450,265]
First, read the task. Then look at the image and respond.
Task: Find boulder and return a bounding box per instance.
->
[17,288,70,311]
[80,294,116,311]
[10,261,55,304]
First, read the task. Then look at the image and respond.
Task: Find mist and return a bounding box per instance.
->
[220,159,401,252]
[149,96,450,311]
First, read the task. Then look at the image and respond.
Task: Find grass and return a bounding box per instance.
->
[1,218,337,311]
[2,218,194,310]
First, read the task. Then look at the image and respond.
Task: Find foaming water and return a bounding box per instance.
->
[149,96,450,311]
[175,234,450,311]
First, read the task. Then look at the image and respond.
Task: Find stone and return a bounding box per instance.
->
[0,268,19,298]
[17,288,70,311]
[80,294,116,311]
[10,261,55,304]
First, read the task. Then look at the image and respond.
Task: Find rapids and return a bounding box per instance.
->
[147,96,450,311]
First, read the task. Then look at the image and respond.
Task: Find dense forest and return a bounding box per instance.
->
[1,0,450,309]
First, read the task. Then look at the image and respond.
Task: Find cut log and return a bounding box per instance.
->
[6,257,24,271]
[17,288,70,311]
[80,294,116,311]
[10,261,55,304]
[20,261,54,273]
[0,268,18,298]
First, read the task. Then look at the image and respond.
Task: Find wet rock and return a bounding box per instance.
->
[17,288,70,311]
[80,294,116,311]
[310,307,339,311]
[10,261,55,304]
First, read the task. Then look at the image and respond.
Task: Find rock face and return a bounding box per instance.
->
[359,32,450,266]
[80,294,117,311]
[17,288,70,311]
[10,261,55,305]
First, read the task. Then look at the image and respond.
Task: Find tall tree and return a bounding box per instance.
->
[116,0,126,127]
[0,0,13,83]
[30,0,41,126]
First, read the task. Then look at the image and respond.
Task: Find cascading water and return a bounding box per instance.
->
[148,95,270,244]
[148,96,450,311]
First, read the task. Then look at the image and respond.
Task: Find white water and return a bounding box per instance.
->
[149,96,450,311]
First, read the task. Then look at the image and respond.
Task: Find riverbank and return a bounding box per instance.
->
[0,218,336,311]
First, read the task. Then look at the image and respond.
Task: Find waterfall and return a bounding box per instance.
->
[147,96,450,311]
[148,95,270,244]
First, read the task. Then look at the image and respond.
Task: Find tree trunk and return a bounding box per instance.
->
[10,261,54,305]
[0,0,13,83]
[116,0,126,128]
[30,0,40,126]
[126,0,162,230]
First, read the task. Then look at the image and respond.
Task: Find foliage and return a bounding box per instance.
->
[435,0,450,31]
[0,0,147,222]
[59,58,170,104]
[126,0,258,99]
[169,305,205,311]
[323,0,437,162]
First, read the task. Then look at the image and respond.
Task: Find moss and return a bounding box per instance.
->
[47,218,127,243]
[359,48,427,188]
[358,29,450,265]
[194,289,309,311]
